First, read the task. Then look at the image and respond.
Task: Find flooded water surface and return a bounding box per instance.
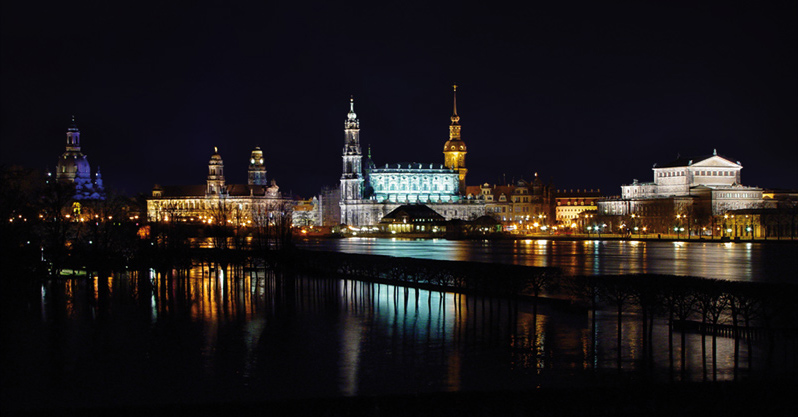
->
[299,238,798,282]
[3,265,796,412]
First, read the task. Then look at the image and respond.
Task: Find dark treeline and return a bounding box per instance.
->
[0,165,295,283]
[1,166,144,278]
[566,273,798,378]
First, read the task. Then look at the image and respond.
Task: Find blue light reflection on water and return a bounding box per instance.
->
[4,269,795,413]
[298,238,797,282]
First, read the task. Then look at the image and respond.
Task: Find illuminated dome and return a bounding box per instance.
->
[347,96,357,120]
[56,153,91,181]
[209,147,223,163]
[346,96,358,122]
[250,146,264,166]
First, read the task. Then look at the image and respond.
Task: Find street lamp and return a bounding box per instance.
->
[723,214,729,239]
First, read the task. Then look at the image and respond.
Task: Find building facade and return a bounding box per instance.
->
[339,87,485,226]
[555,189,602,225]
[597,151,764,235]
[147,147,291,226]
[464,175,554,231]
[614,150,762,215]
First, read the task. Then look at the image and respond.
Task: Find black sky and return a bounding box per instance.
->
[2,1,796,198]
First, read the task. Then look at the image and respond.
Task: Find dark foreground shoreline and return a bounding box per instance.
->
[7,380,796,417]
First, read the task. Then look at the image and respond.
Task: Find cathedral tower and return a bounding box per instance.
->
[340,97,363,202]
[248,146,267,186]
[207,147,227,196]
[443,85,467,194]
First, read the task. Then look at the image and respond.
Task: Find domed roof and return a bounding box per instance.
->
[56,151,91,180]
[75,155,91,174]
[443,139,467,152]
[209,147,223,163]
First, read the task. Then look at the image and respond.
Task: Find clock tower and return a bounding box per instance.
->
[248,146,267,186]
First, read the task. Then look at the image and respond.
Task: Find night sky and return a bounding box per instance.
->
[2,1,796,198]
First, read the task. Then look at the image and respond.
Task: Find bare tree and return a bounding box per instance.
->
[38,180,76,275]
[694,280,728,381]
[599,276,635,371]
[565,276,601,367]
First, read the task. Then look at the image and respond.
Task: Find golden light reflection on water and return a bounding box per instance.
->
[305,239,789,282]
[33,267,795,402]
[63,279,76,318]
[144,267,259,322]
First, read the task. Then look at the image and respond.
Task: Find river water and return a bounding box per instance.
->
[298,238,798,282]
[3,263,796,412]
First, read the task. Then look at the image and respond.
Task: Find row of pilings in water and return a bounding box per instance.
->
[279,249,798,380]
[60,247,797,381]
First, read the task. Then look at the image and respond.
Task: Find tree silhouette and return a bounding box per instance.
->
[694,280,728,380]
[599,276,635,371]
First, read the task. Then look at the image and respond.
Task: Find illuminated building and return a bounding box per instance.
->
[597,151,765,235]
[599,151,762,216]
[147,147,290,224]
[319,185,341,227]
[465,175,554,230]
[379,205,447,234]
[292,197,319,227]
[339,87,485,226]
[555,189,602,225]
[54,116,105,200]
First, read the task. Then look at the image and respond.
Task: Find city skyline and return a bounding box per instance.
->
[2,2,796,197]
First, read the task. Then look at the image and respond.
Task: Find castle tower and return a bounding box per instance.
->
[443,85,467,194]
[206,147,227,196]
[248,146,267,186]
[340,96,364,202]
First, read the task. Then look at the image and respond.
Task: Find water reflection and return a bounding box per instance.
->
[299,238,796,282]
[6,267,796,412]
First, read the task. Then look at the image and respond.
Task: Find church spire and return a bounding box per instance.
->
[341,96,364,211]
[443,85,467,194]
[345,95,359,129]
[450,84,460,125]
[448,84,461,141]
